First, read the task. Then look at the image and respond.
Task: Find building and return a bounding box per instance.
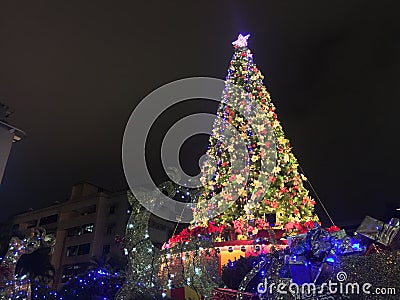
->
[11,182,175,289]
[0,102,25,184]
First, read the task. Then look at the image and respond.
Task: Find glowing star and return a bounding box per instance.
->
[232,33,250,48]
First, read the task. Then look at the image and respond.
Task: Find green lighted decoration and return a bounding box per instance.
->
[116,184,220,300]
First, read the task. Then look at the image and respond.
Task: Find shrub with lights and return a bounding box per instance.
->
[57,269,124,299]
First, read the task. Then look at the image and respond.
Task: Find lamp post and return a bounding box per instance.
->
[0,103,25,184]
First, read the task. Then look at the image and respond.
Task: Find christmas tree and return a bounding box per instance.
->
[193,34,319,236]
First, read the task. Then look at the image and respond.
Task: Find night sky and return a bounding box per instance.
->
[0,1,399,227]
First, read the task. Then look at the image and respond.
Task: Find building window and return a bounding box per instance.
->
[39,214,58,226]
[67,223,94,237]
[82,223,94,234]
[77,243,90,255]
[109,205,116,214]
[103,244,111,255]
[106,225,113,235]
[67,227,81,237]
[80,204,96,216]
[66,245,78,257]
[66,243,90,257]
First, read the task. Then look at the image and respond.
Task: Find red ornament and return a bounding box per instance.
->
[326,225,341,233]
[304,221,315,229]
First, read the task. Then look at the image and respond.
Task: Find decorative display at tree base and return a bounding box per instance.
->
[355,216,400,249]
[215,239,287,274]
[159,237,221,298]
[59,269,124,299]
[0,228,55,299]
[212,220,400,300]
[212,288,256,300]
[166,286,204,300]
[116,191,221,300]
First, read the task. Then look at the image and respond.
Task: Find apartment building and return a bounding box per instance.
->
[11,182,175,289]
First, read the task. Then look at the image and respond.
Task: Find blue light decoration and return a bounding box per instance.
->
[325,255,337,264]
[28,269,124,300]
[59,269,124,299]
[333,236,366,256]
[228,260,235,268]
[351,243,362,251]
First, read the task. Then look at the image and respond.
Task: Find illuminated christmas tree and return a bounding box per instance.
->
[193,34,319,236]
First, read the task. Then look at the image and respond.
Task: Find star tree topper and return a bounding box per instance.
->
[232,33,250,48]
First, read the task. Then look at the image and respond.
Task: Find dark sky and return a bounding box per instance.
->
[0,1,399,226]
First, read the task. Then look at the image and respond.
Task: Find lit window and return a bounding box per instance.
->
[82,223,94,234]
[67,223,94,236]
